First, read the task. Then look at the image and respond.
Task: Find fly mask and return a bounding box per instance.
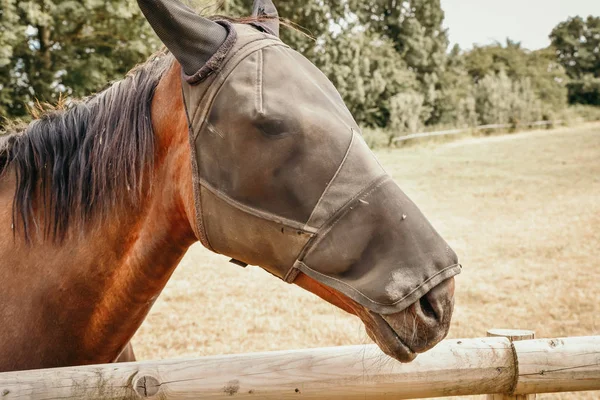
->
[138,0,461,315]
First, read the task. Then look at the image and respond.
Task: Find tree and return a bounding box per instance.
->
[550,16,600,105]
[0,0,160,123]
[528,47,570,114]
[225,0,424,129]
[431,44,477,127]
[474,71,542,126]
[566,74,600,105]
[0,0,26,119]
[347,0,449,123]
[317,29,419,129]
[224,0,347,56]
[227,0,449,126]
[550,16,600,80]
[463,41,568,118]
[463,39,529,83]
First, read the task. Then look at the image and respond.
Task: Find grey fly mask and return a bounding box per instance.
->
[138,0,461,315]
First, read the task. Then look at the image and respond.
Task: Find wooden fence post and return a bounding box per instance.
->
[486,329,536,400]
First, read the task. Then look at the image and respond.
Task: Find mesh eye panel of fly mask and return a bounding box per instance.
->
[139,0,461,315]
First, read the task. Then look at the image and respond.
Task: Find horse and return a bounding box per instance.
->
[0,0,460,373]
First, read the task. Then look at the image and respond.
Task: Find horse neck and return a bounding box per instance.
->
[81,61,198,358]
[0,61,198,370]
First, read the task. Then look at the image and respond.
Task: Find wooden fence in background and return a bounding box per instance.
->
[0,331,598,399]
[392,120,565,143]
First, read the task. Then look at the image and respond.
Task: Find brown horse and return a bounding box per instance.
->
[0,0,460,373]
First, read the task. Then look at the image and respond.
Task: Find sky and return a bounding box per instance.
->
[441,0,600,50]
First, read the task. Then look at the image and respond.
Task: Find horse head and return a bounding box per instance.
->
[139,0,461,362]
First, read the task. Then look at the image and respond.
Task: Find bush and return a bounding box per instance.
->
[567,75,600,106]
[475,71,543,126]
[316,30,419,129]
[433,46,479,128]
[511,78,543,126]
[361,127,389,149]
[564,105,600,122]
[475,71,513,125]
[387,91,425,145]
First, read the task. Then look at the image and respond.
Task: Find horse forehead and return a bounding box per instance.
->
[181,24,281,114]
[181,24,356,141]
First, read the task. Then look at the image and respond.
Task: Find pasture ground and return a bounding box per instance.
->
[133,123,600,399]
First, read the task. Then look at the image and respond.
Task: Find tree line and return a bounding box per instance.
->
[1,0,599,140]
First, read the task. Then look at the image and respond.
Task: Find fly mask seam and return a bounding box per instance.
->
[182,87,210,247]
[293,261,461,307]
[299,175,389,256]
[283,175,390,283]
[303,129,355,230]
[256,49,264,114]
[200,178,318,234]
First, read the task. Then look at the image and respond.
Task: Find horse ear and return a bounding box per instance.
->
[137,0,228,76]
[252,0,280,37]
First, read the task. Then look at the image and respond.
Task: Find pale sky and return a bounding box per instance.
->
[441,0,600,50]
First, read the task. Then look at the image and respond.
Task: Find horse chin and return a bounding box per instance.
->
[355,306,451,363]
[348,284,455,362]
[360,311,417,362]
[292,273,454,363]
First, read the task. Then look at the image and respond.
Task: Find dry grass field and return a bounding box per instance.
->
[132,123,600,399]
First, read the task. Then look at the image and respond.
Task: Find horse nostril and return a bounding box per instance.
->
[419,295,438,320]
[420,277,455,323]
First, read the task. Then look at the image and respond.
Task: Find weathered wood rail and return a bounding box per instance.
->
[391,120,565,143]
[0,335,598,399]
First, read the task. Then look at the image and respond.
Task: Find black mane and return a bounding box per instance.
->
[0,52,174,242]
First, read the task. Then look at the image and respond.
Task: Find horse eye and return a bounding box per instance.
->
[255,117,295,137]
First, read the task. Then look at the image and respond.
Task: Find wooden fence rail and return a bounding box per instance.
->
[391,120,565,143]
[0,335,598,399]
